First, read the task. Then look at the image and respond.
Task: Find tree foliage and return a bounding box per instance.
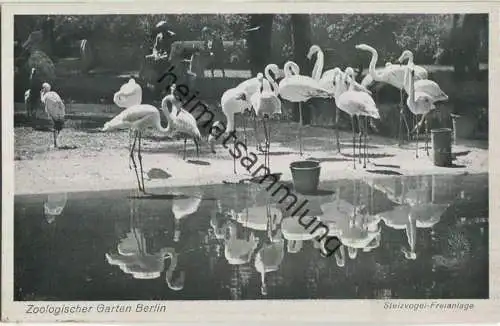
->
[14,13,487,68]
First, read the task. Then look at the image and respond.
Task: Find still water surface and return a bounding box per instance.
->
[14,173,488,300]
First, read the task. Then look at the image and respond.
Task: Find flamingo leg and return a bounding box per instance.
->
[194,137,200,158]
[128,130,133,169]
[183,138,187,160]
[335,106,341,153]
[416,115,420,158]
[357,116,362,164]
[242,112,248,156]
[129,131,142,192]
[233,136,237,174]
[351,116,356,169]
[137,131,146,192]
[262,117,270,170]
[268,118,272,171]
[425,117,429,156]
[53,129,58,148]
[253,111,264,153]
[298,102,303,156]
[398,88,404,147]
[364,117,368,168]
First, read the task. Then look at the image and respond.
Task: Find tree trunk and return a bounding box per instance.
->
[452,14,484,80]
[246,14,274,77]
[290,14,313,125]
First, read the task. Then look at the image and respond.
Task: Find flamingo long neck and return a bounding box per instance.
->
[311,49,324,81]
[264,66,279,95]
[283,62,293,77]
[225,111,236,133]
[366,46,382,81]
[284,61,300,77]
[406,67,416,109]
[158,101,175,133]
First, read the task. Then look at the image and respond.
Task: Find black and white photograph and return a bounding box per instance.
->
[2,2,496,323]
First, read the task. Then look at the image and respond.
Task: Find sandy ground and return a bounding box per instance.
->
[14,117,488,195]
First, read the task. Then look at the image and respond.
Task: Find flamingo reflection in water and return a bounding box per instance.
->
[231,201,285,296]
[371,175,451,260]
[105,199,185,290]
[317,180,382,260]
[43,192,68,224]
[172,191,203,243]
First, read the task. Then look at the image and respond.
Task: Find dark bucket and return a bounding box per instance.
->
[290,160,321,194]
[431,128,453,167]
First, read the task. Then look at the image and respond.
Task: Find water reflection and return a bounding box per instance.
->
[105,198,185,290]
[14,173,489,300]
[43,192,67,224]
[372,175,459,260]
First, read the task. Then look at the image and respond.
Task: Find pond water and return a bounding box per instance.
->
[14,173,488,300]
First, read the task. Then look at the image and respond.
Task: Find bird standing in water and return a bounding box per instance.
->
[40,82,65,148]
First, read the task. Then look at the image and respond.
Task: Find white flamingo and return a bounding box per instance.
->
[101,85,173,192]
[356,44,428,142]
[308,46,347,152]
[278,60,333,155]
[114,78,143,108]
[40,82,65,148]
[162,84,203,160]
[229,64,282,153]
[405,68,440,157]
[220,86,252,174]
[172,193,203,242]
[334,72,380,169]
[251,71,282,171]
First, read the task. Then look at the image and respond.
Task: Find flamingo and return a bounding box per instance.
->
[355,44,428,144]
[278,60,333,155]
[40,82,65,148]
[405,68,439,157]
[251,71,281,171]
[307,45,373,153]
[101,86,173,193]
[172,193,203,242]
[114,78,142,109]
[220,86,251,174]
[227,64,282,153]
[162,84,203,160]
[334,72,380,169]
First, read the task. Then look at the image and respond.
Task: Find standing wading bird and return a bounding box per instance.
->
[234,64,281,152]
[335,72,380,169]
[251,68,282,172]
[398,50,448,129]
[307,45,371,153]
[220,85,253,174]
[101,88,174,193]
[162,84,202,160]
[278,61,333,156]
[404,68,439,158]
[40,82,65,148]
[355,44,428,144]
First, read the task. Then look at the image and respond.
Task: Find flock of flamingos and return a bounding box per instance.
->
[36,42,448,193]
